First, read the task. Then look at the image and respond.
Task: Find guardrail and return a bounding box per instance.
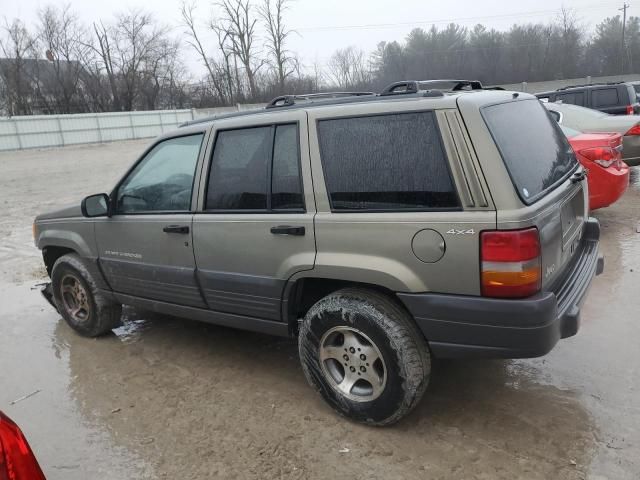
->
[0,104,266,152]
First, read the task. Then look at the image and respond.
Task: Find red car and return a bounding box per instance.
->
[0,411,46,479]
[562,126,630,210]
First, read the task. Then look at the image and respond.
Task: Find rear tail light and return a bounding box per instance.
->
[0,412,46,480]
[481,228,541,298]
[578,146,623,169]
[625,124,640,136]
[626,105,634,115]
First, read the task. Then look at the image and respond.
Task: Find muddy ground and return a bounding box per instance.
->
[0,140,638,479]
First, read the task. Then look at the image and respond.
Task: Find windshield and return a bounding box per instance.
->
[483,99,579,205]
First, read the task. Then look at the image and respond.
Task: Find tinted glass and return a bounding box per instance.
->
[317,112,458,211]
[207,127,271,210]
[272,124,304,210]
[483,100,578,204]
[116,134,203,213]
[556,91,584,106]
[592,88,619,107]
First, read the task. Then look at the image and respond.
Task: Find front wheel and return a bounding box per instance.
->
[51,254,122,337]
[298,288,431,426]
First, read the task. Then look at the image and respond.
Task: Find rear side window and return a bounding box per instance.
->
[483,99,577,204]
[592,88,619,107]
[206,124,304,211]
[207,127,271,210]
[556,91,585,106]
[317,112,459,211]
[271,124,304,210]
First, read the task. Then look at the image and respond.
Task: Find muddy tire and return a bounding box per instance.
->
[298,288,431,426]
[51,254,122,337]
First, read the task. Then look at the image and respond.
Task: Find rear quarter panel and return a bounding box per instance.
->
[302,99,496,295]
[457,92,588,290]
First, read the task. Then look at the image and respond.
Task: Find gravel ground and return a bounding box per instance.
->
[0,141,638,479]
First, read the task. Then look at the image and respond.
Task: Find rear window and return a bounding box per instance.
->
[482,99,578,204]
[317,112,459,211]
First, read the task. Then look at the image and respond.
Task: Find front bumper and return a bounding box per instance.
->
[398,218,603,359]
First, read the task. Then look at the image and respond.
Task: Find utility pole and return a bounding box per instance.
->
[619,2,630,73]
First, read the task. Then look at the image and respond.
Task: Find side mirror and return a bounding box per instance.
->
[81,193,110,218]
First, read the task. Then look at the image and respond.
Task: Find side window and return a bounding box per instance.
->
[592,88,619,107]
[272,124,304,210]
[207,127,271,210]
[116,134,203,214]
[556,92,584,106]
[206,123,304,211]
[317,112,459,211]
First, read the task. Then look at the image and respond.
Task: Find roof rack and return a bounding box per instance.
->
[266,91,375,109]
[557,81,625,91]
[380,79,485,96]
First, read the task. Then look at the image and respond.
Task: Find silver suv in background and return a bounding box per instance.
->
[544,101,640,166]
[34,81,603,425]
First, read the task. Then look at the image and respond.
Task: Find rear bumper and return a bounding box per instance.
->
[398,218,603,359]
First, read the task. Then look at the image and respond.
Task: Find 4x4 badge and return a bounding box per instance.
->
[446,229,475,235]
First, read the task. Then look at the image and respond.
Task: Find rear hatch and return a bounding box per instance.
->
[469,96,586,290]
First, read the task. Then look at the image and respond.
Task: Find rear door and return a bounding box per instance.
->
[466,96,585,290]
[192,110,316,321]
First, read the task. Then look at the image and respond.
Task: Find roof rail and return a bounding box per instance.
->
[266,91,375,109]
[380,79,485,96]
[557,81,625,91]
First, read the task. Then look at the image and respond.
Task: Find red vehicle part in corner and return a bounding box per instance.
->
[567,132,630,210]
[0,411,46,480]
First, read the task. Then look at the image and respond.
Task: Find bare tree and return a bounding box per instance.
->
[259,0,294,92]
[217,0,264,98]
[37,4,92,113]
[327,46,371,89]
[0,19,37,115]
[88,10,175,111]
[181,1,228,103]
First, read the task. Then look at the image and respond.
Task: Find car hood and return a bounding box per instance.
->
[35,203,82,221]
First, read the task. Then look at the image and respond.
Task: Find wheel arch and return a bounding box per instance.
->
[283,276,412,336]
[42,246,77,276]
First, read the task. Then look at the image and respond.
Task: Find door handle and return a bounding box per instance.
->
[163,225,190,234]
[270,225,305,236]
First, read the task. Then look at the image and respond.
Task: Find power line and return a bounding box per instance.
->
[294,2,621,32]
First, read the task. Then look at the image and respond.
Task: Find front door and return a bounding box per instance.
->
[95,132,208,308]
[192,110,316,321]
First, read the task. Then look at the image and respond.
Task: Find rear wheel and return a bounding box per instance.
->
[51,254,122,337]
[298,288,431,425]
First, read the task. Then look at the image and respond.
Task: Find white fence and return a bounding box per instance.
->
[0,104,266,152]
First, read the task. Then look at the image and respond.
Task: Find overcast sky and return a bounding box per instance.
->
[2,0,628,75]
